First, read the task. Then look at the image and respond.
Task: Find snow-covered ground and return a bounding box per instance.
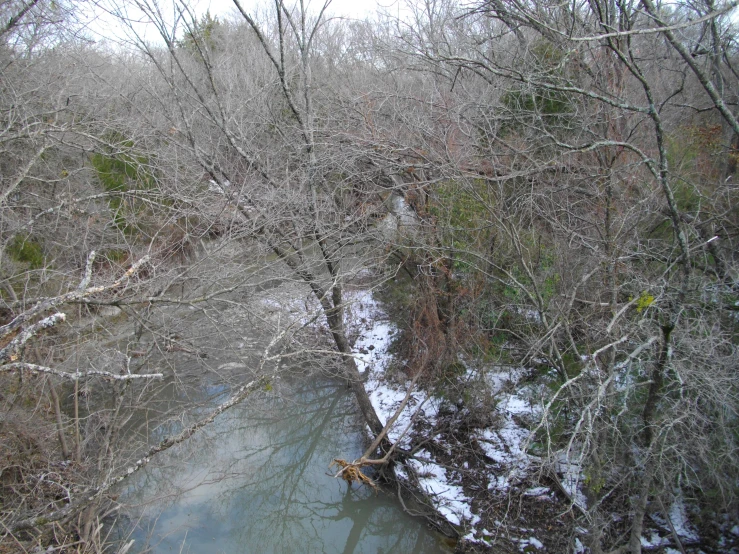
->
[345,290,542,542]
[334,288,718,552]
[406,450,478,527]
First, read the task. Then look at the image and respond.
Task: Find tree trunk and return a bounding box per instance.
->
[324,302,385,436]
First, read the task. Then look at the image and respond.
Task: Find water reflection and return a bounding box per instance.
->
[121,378,445,553]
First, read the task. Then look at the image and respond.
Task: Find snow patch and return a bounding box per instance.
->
[345,290,395,374]
[668,496,699,540]
[474,389,539,492]
[516,536,544,550]
[555,452,588,510]
[356,291,477,528]
[477,366,526,394]
[355,288,554,547]
[407,457,474,526]
[366,380,440,446]
[524,486,550,497]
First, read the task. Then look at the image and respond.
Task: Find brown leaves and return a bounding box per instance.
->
[330,459,379,493]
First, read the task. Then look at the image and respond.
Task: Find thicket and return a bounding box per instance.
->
[0,0,737,552]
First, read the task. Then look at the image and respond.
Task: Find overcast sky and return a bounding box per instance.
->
[82,0,403,45]
[198,0,385,19]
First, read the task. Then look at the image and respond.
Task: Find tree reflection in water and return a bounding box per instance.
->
[120,378,445,553]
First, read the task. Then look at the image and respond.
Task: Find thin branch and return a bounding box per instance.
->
[9,376,266,533]
[1,363,163,381]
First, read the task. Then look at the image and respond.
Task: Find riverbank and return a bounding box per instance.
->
[345,288,721,554]
[344,289,561,552]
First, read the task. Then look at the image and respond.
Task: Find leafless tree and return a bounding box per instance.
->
[369,0,739,551]
[0,3,284,548]
[3,0,737,550]
[102,0,416,441]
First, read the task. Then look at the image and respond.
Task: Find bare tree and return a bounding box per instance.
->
[0,3,282,548]
[357,0,739,551]
[106,0,405,441]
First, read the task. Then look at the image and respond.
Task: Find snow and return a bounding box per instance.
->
[345,290,395,374]
[351,290,477,526]
[259,297,288,313]
[378,194,419,240]
[476,365,525,394]
[367,381,435,445]
[347,290,441,446]
[650,495,700,542]
[524,487,550,497]
[351,287,551,545]
[478,425,529,466]
[364,362,443,446]
[407,456,475,526]
[555,452,588,510]
[517,536,544,550]
[474,390,537,492]
[459,366,547,495]
[499,394,537,415]
[668,496,699,540]
[394,464,408,481]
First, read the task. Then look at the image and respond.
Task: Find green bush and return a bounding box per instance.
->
[500,40,573,131]
[7,234,45,269]
[90,133,158,235]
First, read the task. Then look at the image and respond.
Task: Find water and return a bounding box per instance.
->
[118,377,447,554]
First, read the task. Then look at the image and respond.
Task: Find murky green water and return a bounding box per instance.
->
[118,377,447,553]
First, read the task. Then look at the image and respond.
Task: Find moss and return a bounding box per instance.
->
[560,351,584,378]
[444,361,467,378]
[635,291,655,313]
[428,178,494,275]
[104,248,129,264]
[501,87,570,119]
[90,140,156,194]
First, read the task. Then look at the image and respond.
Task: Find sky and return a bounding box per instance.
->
[81,0,405,46]
[197,0,385,19]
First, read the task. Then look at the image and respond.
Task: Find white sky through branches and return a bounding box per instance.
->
[202,0,384,18]
[83,0,392,46]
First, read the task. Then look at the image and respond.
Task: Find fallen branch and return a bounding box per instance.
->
[331,370,424,489]
[329,459,379,492]
[1,363,163,381]
[0,252,149,342]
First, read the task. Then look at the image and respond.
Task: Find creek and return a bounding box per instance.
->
[115,373,448,553]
